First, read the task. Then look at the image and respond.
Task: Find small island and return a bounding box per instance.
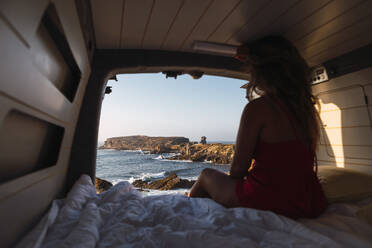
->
[99,135,235,164]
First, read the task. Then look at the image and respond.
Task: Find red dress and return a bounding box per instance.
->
[235,103,328,219]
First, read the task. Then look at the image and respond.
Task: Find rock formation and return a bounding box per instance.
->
[99,135,189,153]
[95,177,113,194]
[169,143,235,164]
[100,135,235,165]
[132,173,195,190]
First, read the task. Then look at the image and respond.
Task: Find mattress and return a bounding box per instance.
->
[16,175,372,248]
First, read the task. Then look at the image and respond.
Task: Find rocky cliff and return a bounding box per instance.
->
[100,135,190,153]
[132,173,195,191]
[95,177,113,194]
[100,135,234,164]
[169,143,235,164]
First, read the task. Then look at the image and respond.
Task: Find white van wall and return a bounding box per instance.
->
[0,0,90,246]
[313,67,372,174]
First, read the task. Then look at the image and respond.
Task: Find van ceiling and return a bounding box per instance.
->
[90,0,372,67]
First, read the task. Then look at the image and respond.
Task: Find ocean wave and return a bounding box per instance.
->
[161,158,192,163]
[153,153,179,160]
[110,171,167,185]
[111,179,126,185]
[121,149,144,153]
[154,155,165,160]
[129,171,167,183]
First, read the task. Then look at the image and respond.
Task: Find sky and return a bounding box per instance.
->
[98,73,248,142]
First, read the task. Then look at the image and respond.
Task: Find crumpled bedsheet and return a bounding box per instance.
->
[16,175,372,248]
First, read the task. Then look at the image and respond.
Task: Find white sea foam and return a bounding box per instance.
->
[142,171,166,180]
[154,155,165,160]
[111,179,125,185]
[128,177,135,184]
[162,159,192,163]
[153,153,178,160]
[179,175,198,181]
[126,171,167,183]
[111,171,167,185]
[137,149,152,155]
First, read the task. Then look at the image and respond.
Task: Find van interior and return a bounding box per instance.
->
[1,0,372,247]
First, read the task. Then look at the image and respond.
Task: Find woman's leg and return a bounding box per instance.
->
[189,168,241,208]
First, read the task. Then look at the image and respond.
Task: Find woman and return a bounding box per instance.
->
[188,36,327,219]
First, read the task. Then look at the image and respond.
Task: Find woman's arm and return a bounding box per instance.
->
[230,99,265,179]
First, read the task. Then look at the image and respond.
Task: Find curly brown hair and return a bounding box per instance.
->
[238,36,320,154]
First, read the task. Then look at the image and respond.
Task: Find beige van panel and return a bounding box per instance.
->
[0,166,66,246]
[31,22,73,91]
[0,19,73,122]
[0,0,91,246]
[321,127,372,146]
[53,0,90,73]
[318,87,367,110]
[319,107,371,127]
[0,0,48,45]
[314,67,372,171]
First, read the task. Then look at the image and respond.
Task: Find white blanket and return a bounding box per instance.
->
[17,175,372,248]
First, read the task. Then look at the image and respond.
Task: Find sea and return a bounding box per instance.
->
[96,141,233,195]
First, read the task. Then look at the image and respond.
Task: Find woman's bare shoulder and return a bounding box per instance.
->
[239,97,274,126]
[244,97,273,115]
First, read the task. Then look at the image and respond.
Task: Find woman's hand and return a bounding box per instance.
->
[229,164,249,180]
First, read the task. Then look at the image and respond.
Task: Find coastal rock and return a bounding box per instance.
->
[95,177,113,194]
[132,173,195,190]
[169,143,235,164]
[99,135,189,153]
[100,135,234,165]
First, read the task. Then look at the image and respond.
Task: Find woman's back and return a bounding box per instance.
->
[236,96,328,219]
[255,96,302,144]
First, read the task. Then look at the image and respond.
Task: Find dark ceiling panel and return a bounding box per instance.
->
[120,0,154,49]
[91,0,372,66]
[180,0,241,51]
[207,0,269,44]
[262,0,332,38]
[303,15,372,61]
[161,0,215,50]
[285,0,364,42]
[307,27,372,66]
[141,0,184,50]
[91,0,123,48]
[295,0,372,50]
[227,0,299,45]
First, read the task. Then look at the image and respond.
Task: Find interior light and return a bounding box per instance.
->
[192,41,238,57]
